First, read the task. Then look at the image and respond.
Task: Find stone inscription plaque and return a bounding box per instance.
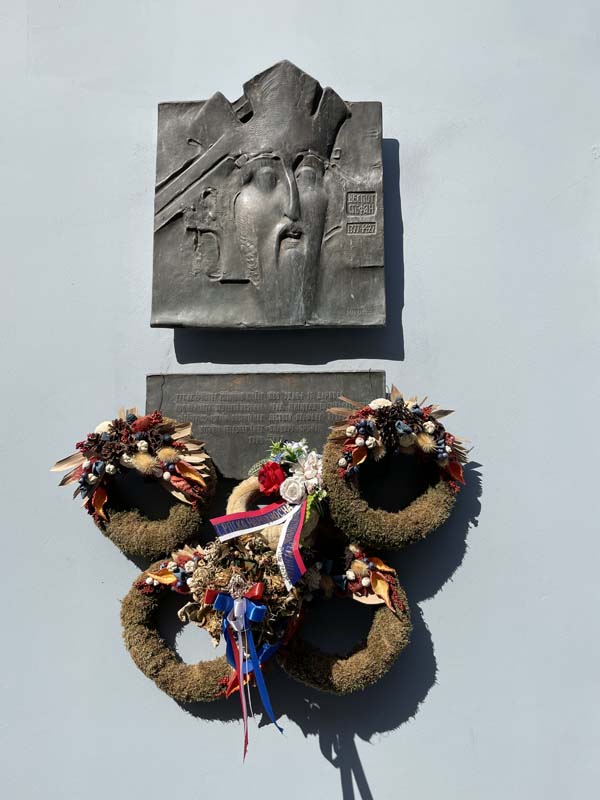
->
[146,372,385,479]
[151,60,385,329]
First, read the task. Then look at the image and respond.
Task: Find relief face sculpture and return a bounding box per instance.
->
[152,60,385,328]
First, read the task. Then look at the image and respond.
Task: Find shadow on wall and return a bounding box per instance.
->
[173,139,404,365]
[152,463,482,800]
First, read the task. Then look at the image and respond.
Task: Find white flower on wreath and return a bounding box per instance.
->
[288,440,309,457]
[369,398,392,410]
[280,476,307,504]
[291,450,323,493]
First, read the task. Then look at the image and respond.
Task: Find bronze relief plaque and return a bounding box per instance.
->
[151,61,385,329]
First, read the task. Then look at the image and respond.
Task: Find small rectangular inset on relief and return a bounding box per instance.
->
[346,191,377,216]
[347,222,377,235]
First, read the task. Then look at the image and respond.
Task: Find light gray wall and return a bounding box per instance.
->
[2,1,599,798]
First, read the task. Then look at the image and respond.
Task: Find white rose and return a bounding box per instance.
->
[279,477,306,504]
[292,451,323,490]
[369,398,392,409]
[302,451,320,479]
[355,436,365,447]
[167,561,178,572]
[365,436,377,448]
[346,425,357,437]
[184,560,195,574]
[424,421,436,434]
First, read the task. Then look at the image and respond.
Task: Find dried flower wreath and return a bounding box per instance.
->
[121,438,411,756]
[322,388,469,549]
[51,408,216,559]
[222,439,412,695]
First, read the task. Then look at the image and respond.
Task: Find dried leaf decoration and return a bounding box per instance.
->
[59,465,83,487]
[51,452,85,473]
[390,385,403,402]
[171,423,193,440]
[177,461,207,488]
[180,452,210,466]
[431,408,454,420]
[337,396,362,408]
[146,568,177,586]
[160,480,191,505]
[369,557,395,574]
[353,593,385,606]
[352,446,368,466]
[370,572,393,611]
[92,486,108,521]
[446,461,465,484]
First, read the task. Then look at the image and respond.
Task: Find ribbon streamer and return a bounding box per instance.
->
[213,589,283,758]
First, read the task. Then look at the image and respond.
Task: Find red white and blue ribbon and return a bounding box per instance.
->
[210,501,307,590]
[209,585,283,759]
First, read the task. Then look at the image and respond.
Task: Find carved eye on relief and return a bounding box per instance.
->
[253,164,278,192]
[295,154,324,189]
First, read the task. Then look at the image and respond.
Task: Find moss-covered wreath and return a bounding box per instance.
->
[277,588,411,694]
[121,560,229,703]
[322,388,468,550]
[52,408,216,559]
[226,469,412,695]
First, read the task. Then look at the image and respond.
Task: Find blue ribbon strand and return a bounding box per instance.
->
[213,592,283,731]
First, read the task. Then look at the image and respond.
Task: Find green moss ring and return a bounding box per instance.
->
[277,581,411,694]
[121,560,229,703]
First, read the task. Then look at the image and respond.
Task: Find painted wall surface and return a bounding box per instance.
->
[2,1,598,798]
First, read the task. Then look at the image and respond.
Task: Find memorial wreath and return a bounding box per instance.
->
[121,437,411,756]
[51,408,216,559]
[322,387,469,549]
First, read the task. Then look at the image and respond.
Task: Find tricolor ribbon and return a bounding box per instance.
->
[211,585,283,759]
[210,500,307,589]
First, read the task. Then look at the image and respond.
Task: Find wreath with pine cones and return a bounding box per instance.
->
[322,388,469,550]
[52,408,216,559]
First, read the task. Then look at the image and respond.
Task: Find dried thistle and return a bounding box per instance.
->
[157,446,181,463]
[131,452,159,475]
[416,432,436,453]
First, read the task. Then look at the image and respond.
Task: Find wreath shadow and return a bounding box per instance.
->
[156,463,482,799]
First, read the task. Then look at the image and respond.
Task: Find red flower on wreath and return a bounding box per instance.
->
[258,461,286,496]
